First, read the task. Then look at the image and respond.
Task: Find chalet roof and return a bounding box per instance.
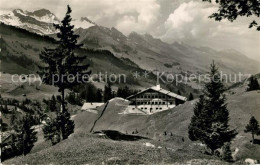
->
[127,85,187,101]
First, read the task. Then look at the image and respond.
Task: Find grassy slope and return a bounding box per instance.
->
[5,133,221,165]
[91,91,260,161]
[0,73,59,101]
[5,90,260,164]
[0,23,56,74]
[0,24,158,89]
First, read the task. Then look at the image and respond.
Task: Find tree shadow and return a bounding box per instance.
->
[253,139,260,145]
[94,130,150,141]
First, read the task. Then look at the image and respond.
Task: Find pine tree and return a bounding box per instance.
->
[244,116,260,143]
[104,83,112,102]
[42,118,61,145]
[10,108,16,127]
[14,114,38,155]
[188,61,237,155]
[188,93,194,101]
[57,111,75,139]
[4,103,8,112]
[123,86,129,98]
[175,90,182,105]
[117,86,130,99]
[222,142,233,162]
[86,84,96,103]
[38,5,90,141]
[49,95,57,111]
[1,119,8,132]
[96,89,103,102]
[1,104,8,114]
[247,76,260,91]
[117,87,123,98]
[188,95,208,141]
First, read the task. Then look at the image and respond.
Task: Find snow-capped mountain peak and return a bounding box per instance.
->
[0,9,60,35]
[0,9,98,35]
[72,17,97,29]
[26,9,60,24]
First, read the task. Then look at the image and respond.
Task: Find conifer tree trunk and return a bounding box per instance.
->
[61,88,65,112]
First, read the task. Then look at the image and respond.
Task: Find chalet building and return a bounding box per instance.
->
[126,84,187,113]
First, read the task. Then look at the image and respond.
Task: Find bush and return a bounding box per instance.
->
[222,142,233,162]
[247,76,260,91]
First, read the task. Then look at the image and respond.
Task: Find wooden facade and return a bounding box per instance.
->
[127,85,187,107]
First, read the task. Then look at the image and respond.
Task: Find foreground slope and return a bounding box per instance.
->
[5,89,260,164]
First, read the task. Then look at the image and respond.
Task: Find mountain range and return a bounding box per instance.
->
[0,9,96,35]
[0,8,259,90]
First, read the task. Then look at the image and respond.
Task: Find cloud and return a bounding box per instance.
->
[162,1,219,41]
[159,1,260,61]
[115,0,160,34]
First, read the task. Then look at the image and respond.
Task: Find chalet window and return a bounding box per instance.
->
[160,108,162,110]
[156,108,158,110]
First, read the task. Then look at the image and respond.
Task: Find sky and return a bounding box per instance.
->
[0,0,259,61]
